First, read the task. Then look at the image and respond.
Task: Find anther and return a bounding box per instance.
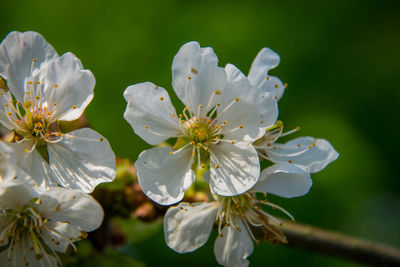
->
[239,125,243,129]
[201,164,205,168]
[28,81,33,85]
[187,76,192,80]
[99,138,104,142]
[297,144,301,147]
[35,81,40,85]
[32,58,37,62]
[288,160,293,163]
[274,84,279,88]
[145,125,149,129]
[235,98,239,102]
[266,76,270,80]
[215,164,220,169]
[169,151,173,155]
[231,140,235,144]
[72,105,77,109]
[25,92,30,95]
[160,97,164,101]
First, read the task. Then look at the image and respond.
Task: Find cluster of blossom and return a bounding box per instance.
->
[0,31,116,266]
[123,42,339,266]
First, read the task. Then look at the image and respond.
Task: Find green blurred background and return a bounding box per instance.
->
[2,0,399,266]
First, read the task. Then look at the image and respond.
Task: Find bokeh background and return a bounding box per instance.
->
[1,0,399,266]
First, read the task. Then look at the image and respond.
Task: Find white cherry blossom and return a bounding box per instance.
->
[0,31,116,192]
[164,163,311,267]
[124,41,278,205]
[224,47,338,175]
[0,179,104,267]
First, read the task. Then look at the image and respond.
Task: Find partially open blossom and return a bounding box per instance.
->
[0,179,104,267]
[124,41,278,205]
[163,163,311,267]
[0,31,116,192]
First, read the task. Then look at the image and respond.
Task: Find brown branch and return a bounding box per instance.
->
[253,219,400,266]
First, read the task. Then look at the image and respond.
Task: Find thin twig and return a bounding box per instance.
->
[253,219,400,266]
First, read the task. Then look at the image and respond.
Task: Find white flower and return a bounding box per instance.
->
[163,163,312,267]
[224,47,338,174]
[124,41,278,205]
[0,31,116,192]
[0,179,104,267]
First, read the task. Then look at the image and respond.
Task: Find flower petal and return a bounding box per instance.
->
[0,31,57,102]
[0,90,15,129]
[37,187,104,231]
[47,128,116,193]
[0,238,58,267]
[209,141,260,196]
[218,78,278,142]
[253,163,312,198]
[248,47,280,86]
[225,63,248,83]
[41,221,82,252]
[172,41,226,113]
[123,82,182,145]
[40,52,95,121]
[8,142,57,188]
[136,146,195,205]
[0,142,16,181]
[0,180,37,210]
[265,136,339,173]
[214,219,254,267]
[247,48,285,100]
[164,202,218,253]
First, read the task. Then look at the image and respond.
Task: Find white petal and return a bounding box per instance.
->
[123,82,182,145]
[248,48,285,100]
[253,163,312,198]
[0,238,58,267]
[164,202,218,253]
[225,64,248,83]
[248,47,280,87]
[209,141,260,196]
[172,41,226,113]
[0,142,16,180]
[0,31,57,102]
[259,75,285,101]
[47,128,116,193]
[218,79,278,142]
[40,52,95,121]
[37,187,104,231]
[136,146,195,205]
[0,90,15,129]
[41,221,81,252]
[0,180,37,210]
[8,142,57,188]
[266,136,339,173]
[214,219,254,267]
